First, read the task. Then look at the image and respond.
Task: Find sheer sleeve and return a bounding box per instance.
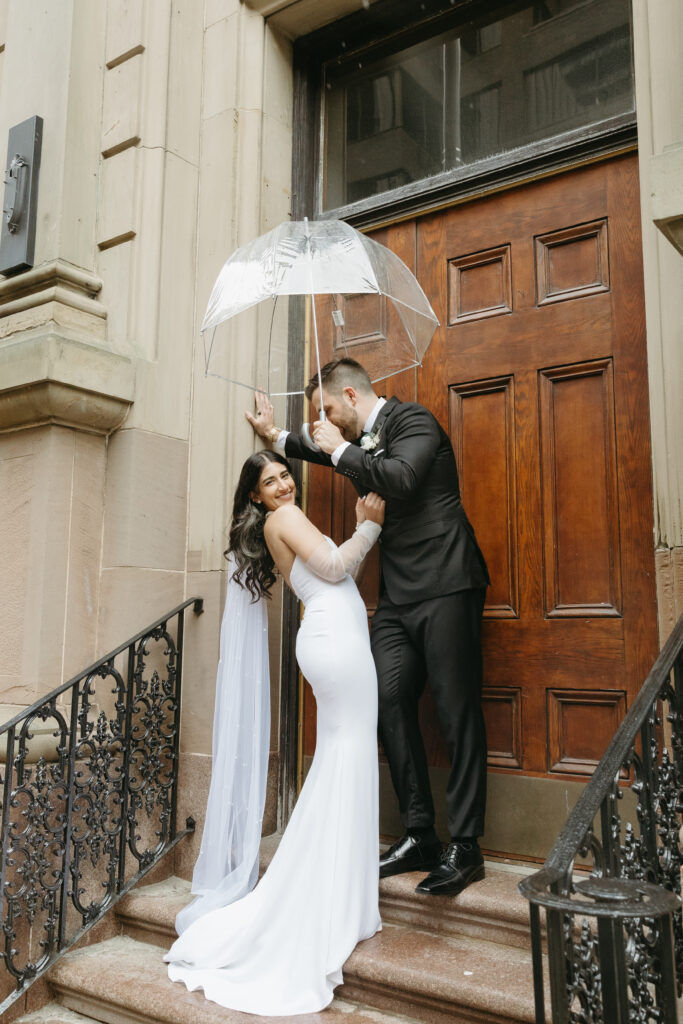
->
[305,521,381,582]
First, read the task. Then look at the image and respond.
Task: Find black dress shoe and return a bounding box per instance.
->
[415,840,485,895]
[379,834,442,879]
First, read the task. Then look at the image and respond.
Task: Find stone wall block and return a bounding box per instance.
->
[127,146,165,360]
[236,6,265,114]
[173,751,211,879]
[105,0,144,67]
[187,371,236,570]
[139,0,172,150]
[189,106,240,570]
[263,26,293,128]
[180,569,225,755]
[61,433,107,681]
[202,13,239,120]
[35,430,78,696]
[261,115,293,231]
[644,2,683,152]
[102,428,189,572]
[633,0,683,554]
[96,566,184,656]
[102,53,142,155]
[0,4,70,269]
[96,240,134,353]
[196,109,237,286]
[655,547,683,643]
[98,146,137,249]
[0,1,8,45]
[125,152,197,439]
[60,0,107,268]
[0,436,37,703]
[0,2,104,268]
[0,429,84,704]
[204,0,240,31]
[167,0,204,166]
[235,108,264,245]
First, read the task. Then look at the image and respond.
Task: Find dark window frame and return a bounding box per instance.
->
[291,0,637,228]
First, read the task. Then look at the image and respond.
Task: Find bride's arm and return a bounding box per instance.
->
[265,499,384,582]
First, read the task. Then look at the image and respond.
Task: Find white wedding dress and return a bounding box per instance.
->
[165,535,381,1015]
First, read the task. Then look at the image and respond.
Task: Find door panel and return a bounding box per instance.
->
[416,153,656,779]
[539,359,621,617]
[301,154,657,827]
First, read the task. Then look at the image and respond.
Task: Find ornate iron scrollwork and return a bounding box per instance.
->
[0,597,202,1013]
[520,620,683,1023]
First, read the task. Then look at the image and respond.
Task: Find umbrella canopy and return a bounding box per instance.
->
[202,218,439,397]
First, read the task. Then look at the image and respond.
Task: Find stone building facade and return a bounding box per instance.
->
[0,0,681,870]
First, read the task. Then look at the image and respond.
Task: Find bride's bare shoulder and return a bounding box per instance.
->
[264,504,306,536]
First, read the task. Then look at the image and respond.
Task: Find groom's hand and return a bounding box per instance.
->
[312,419,345,454]
[245,391,275,439]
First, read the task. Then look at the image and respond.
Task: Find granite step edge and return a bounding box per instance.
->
[117,865,536,949]
[11,1003,103,1024]
[48,926,543,1024]
[47,936,429,1024]
[341,924,540,1024]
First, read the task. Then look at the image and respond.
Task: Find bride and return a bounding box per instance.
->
[165,450,385,1015]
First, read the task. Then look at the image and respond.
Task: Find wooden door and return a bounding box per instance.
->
[301,154,658,843]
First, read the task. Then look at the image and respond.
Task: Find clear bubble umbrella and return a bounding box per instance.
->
[202,218,439,446]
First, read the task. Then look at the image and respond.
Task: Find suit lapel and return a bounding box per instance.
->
[373,396,400,435]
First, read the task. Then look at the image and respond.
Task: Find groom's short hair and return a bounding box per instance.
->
[305,358,374,401]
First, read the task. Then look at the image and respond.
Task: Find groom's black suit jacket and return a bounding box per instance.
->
[285,397,490,605]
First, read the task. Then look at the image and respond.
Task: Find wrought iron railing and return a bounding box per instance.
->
[0,597,203,1014]
[520,613,683,1023]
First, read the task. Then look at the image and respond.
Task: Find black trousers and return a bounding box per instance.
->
[371,588,487,839]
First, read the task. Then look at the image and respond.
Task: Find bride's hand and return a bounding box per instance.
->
[357,492,385,526]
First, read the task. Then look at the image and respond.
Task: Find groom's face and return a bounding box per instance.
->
[311,387,362,442]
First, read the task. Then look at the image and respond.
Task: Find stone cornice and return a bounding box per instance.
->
[0,332,134,434]
[0,259,106,320]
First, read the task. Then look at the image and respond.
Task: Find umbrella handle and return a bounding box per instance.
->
[301,422,322,453]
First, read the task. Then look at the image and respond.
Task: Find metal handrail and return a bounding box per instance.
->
[519,613,683,1023]
[0,596,204,1014]
[0,598,204,737]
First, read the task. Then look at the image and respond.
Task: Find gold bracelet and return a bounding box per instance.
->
[265,426,280,443]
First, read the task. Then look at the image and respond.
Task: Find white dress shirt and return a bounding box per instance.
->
[274,397,387,466]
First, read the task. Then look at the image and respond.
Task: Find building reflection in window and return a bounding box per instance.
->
[322,0,634,209]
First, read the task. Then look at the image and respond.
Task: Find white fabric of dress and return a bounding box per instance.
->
[165,531,382,1016]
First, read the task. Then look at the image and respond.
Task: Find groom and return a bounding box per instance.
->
[247,358,490,896]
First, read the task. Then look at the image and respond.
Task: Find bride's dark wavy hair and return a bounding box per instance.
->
[225,450,294,601]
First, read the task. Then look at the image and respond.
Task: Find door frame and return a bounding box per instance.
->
[279,0,641,829]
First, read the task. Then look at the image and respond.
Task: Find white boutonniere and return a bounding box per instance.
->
[360,427,381,451]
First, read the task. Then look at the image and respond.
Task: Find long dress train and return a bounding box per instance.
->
[165,550,381,1015]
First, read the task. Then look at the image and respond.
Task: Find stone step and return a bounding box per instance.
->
[48,926,539,1024]
[12,1004,102,1024]
[116,847,535,951]
[47,935,426,1024]
[379,861,534,950]
[342,922,538,1024]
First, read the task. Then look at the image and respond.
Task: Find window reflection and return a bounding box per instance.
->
[322,0,634,209]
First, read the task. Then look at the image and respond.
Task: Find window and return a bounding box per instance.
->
[321,0,634,210]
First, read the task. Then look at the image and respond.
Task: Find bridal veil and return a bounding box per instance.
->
[175,556,270,934]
